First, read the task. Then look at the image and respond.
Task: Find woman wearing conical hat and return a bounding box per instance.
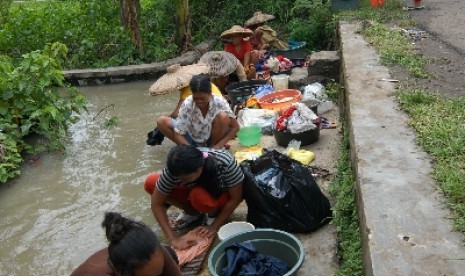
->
[245,11,289,51]
[221,25,257,80]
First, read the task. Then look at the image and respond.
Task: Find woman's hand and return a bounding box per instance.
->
[193,225,217,238]
[170,236,197,251]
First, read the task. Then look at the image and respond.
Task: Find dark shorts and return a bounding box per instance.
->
[172,118,211,147]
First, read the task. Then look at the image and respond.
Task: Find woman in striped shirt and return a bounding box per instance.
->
[145,145,244,250]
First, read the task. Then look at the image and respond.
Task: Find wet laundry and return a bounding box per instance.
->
[221,241,290,276]
[173,227,214,267]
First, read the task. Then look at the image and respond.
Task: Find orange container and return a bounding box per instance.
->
[257,89,302,114]
[370,0,384,8]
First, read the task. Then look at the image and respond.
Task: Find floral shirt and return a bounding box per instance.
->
[174,95,234,145]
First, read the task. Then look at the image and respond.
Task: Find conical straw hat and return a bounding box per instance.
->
[199,51,239,77]
[149,63,210,96]
[220,25,254,39]
[244,11,275,27]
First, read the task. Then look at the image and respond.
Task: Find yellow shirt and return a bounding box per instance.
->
[180,83,223,100]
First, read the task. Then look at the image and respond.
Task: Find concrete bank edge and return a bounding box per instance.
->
[339,21,465,276]
[63,39,217,84]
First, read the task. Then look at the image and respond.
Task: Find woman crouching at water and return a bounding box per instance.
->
[145,144,244,250]
[70,212,181,276]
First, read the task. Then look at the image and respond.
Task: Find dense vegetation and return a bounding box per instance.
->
[0,0,335,69]
[0,43,87,183]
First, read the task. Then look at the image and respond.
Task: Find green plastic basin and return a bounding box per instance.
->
[236,125,261,147]
[208,228,304,276]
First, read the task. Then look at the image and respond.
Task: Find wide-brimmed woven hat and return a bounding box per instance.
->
[244,11,275,27]
[148,63,210,96]
[220,25,253,39]
[199,51,239,77]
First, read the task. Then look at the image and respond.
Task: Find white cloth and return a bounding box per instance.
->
[287,102,318,133]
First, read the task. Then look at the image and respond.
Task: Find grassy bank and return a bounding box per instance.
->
[356,4,465,233]
[397,92,465,232]
[329,122,363,276]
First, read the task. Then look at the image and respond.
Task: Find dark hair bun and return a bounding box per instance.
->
[102,212,132,242]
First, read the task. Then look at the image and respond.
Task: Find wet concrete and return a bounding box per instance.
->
[0,79,341,275]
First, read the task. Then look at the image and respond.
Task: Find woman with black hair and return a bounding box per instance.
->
[144,144,244,251]
[70,212,181,276]
[160,73,239,149]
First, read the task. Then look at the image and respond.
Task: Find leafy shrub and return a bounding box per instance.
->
[288,0,336,50]
[0,42,87,183]
[1,0,333,68]
[0,0,177,69]
[0,123,22,183]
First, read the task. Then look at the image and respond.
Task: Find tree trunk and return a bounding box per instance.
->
[120,0,143,54]
[175,0,191,53]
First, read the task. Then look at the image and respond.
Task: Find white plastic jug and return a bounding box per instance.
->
[271,74,289,91]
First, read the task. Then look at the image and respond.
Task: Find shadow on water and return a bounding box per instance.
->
[0,80,178,274]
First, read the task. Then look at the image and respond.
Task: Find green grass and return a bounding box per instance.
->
[329,123,364,276]
[362,22,429,78]
[397,91,465,232]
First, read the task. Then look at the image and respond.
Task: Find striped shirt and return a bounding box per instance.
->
[156,149,244,195]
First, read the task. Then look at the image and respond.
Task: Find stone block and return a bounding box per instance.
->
[308,51,340,82]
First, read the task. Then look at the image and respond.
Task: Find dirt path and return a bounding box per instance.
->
[392,1,465,98]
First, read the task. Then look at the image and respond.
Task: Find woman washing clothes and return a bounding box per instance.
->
[71,212,182,276]
[148,64,224,146]
[145,144,244,251]
[156,73,238,149]
[221,25,257,80]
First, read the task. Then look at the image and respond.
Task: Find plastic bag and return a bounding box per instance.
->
[240,150,332,232]
[237,109,278,135]
[302,82,327,101]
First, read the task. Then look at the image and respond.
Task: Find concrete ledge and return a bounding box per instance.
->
[63,39,216,85]
[339,22,465,276]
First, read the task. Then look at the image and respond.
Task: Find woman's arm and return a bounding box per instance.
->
[235,60,247,82]
[243,51,252,69]
[209,183,243,233]
[169,98,184,119]
[151,190,196,250]
[212,116,239,149]
[173,132,191,145]
[151,190,176,241]
[161,246,182,276]
[172,99,191,145]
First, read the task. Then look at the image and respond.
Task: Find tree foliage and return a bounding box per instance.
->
[0,43,87,183]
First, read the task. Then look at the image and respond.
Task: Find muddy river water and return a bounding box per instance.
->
[0,80,178,275]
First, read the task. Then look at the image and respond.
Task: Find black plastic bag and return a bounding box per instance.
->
[240,150,332,232]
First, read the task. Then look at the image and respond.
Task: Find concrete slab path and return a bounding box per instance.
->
[340,22,465,276]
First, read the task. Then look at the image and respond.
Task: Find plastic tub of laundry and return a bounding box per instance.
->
[225,79,269,106]
[208,228,304,276]
[257,89,302,114]
[273,127,320,147]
